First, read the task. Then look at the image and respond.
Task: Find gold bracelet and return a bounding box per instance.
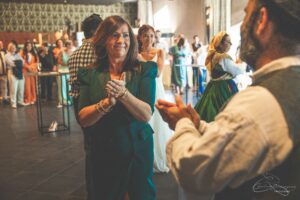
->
[99,100,111,113]
[95,102,105,114]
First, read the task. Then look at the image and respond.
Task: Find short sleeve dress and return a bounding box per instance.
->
[78,62,157,200]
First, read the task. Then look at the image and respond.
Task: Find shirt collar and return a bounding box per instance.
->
[82,38,93,43]
[252,55,300,83]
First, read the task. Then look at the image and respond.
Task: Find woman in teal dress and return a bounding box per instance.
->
[57,40,73,107]
[169,37,188,94]
[78,16,157,200]
[194,31,243,122]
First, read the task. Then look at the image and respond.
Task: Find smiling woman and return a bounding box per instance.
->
[77,15,157,200]
[106,25,130,59]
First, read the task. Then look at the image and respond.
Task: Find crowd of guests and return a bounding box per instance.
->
[0,38,76,109]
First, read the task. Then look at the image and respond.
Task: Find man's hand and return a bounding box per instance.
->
[156,99,176,123]
[156,95,200,130]
[186,104,200,129]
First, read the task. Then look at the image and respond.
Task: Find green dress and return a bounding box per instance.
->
[169,45,188,87]
[78,62,157,200]
[194,62,238,122]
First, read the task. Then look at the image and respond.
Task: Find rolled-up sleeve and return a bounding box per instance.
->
[220,58,243,77]
[166,86,292,195]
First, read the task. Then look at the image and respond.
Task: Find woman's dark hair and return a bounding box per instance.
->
[23,41,38,63]
[93,15,139,72]
[137,24,155,52]
[55,39,64,48]
[177,38,185,48]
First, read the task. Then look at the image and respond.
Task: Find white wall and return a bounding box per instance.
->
[228,0,247,58]
[231,0,247,26]
[152,0,206,43]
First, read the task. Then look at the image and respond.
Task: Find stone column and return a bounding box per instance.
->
[205,0,231,41]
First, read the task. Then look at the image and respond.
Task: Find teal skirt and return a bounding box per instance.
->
[194,79,238,122]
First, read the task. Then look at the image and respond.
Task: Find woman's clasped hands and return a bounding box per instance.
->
[106,79,128,101]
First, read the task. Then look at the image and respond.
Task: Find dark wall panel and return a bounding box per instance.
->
[0,2,137,32]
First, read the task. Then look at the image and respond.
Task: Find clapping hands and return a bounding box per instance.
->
[155,95,200,130]
[106,79,127,99]
[106,72,128,102]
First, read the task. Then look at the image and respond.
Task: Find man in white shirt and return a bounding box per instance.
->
[5,42,27,108]
[0,50,9,104]
[156,0,300,199]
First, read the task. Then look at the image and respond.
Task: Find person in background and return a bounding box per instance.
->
[78,15,157,200]
[0,49,9,104]
[57,40,73,107]
[155,30,168,57]
[5,42,27,108]
[191,35,202,91]
[0,40,7,54]
[38,42,56,101]
[32,38,39,55]
[194,31,243,122]
[137,24,173,173]
[68,13,103,123]
[169,37,188,94]
[156,0,300,199]
[53,39,64,62]
[184,38,193,89]
[19,41,39,105]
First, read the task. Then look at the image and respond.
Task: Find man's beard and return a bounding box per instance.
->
[240,10,263,70]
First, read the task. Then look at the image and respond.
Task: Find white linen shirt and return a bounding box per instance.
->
[167,55,300,199]
[5,52,24,70]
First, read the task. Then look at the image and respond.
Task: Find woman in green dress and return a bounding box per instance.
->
[78,16,157,200]
[194,31,243,122]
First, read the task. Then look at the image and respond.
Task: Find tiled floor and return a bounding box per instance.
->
[0,89,200,200]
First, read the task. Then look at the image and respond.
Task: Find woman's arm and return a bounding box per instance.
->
[78,97,115,127]
[156,49,165,77]
[30,55,39,72]
[57,51,67,67]
[106,80,152,122]
[77,68,117,127]
[18,51,31,72]
[220,57,243,77]
[119,90,152,122]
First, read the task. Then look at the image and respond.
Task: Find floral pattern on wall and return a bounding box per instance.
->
[0,2,137,32]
